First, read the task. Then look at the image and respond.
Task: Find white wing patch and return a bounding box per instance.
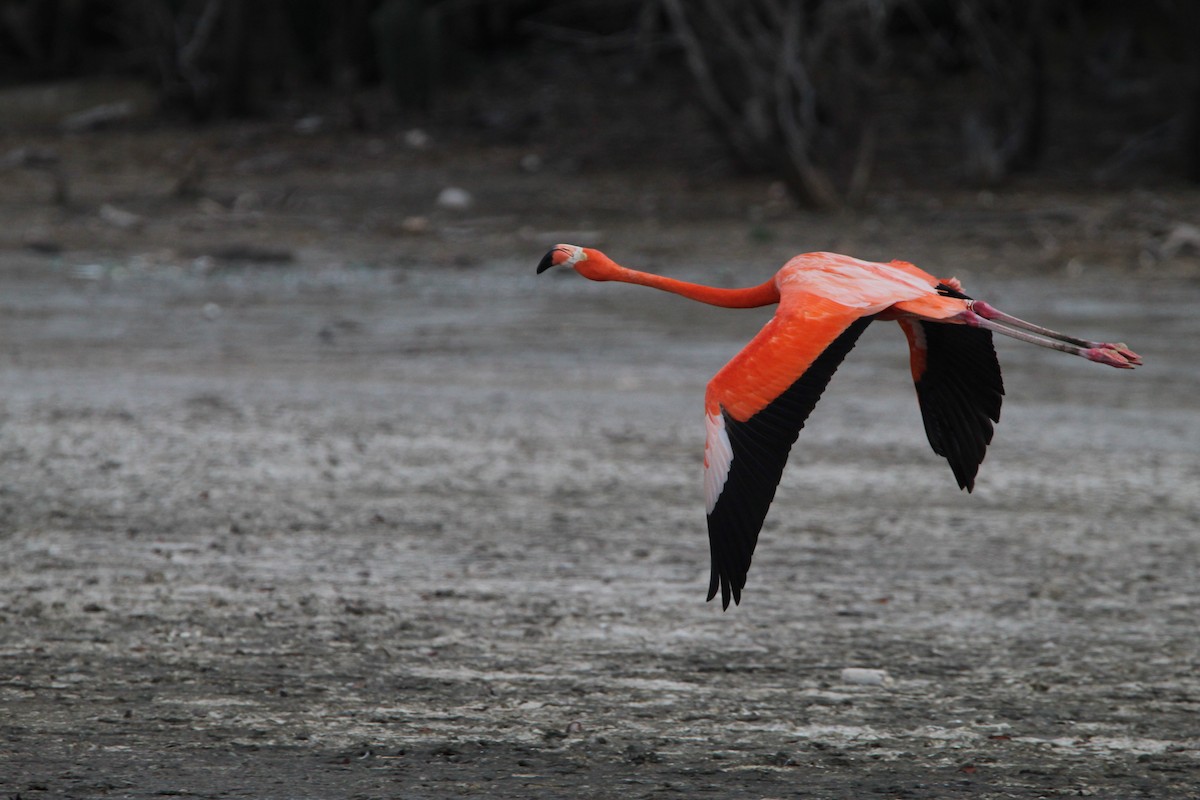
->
[904,317,928,352]
[704,410,733,514]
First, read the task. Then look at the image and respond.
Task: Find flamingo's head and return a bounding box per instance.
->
[536,244,587,274]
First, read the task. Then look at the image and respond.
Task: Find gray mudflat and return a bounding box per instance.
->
[2,247,1196,798]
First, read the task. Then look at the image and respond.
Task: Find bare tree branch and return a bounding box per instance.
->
[664,0,892,208]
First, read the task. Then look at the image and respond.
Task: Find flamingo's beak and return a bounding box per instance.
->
[536,244,583,275]
[536,250,557,274]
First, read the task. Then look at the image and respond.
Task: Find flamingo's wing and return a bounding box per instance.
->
[704,295,875,609]
[898,284,1004,491]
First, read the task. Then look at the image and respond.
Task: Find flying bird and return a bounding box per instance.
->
[536,245,1141,609]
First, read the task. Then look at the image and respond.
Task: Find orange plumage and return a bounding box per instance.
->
[537,245,1140,609]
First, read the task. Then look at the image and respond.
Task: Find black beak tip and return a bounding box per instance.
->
[536,251,556,274]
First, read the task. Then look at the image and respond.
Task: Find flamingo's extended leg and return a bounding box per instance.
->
[961,301,1141,369]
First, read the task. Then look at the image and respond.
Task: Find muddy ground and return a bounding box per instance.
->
[1,127,1199,798]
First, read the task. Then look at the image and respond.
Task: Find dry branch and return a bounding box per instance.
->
[664,0,894,208]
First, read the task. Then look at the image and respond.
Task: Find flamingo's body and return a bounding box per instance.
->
[537,245,1140,609]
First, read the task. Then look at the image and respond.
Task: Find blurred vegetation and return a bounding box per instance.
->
[1,0,1196,204]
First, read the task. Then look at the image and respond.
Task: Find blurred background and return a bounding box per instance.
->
[5,5,1200,794]
[1,0,1199,272]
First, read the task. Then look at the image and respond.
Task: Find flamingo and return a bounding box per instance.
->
[536,245,1141,609]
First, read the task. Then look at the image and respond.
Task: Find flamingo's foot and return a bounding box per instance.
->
[1087,344,1141,369]
[1104,342,1142,365]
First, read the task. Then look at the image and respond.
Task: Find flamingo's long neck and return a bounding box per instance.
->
[580,252,779,309]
